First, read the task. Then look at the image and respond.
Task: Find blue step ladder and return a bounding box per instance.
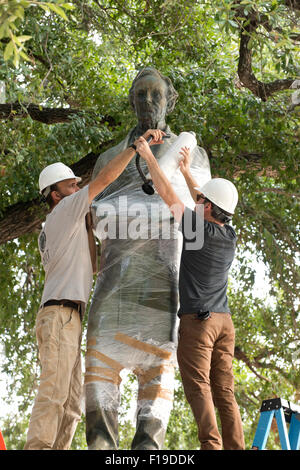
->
[252,398,300,450]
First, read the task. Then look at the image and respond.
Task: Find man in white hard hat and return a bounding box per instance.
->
[24,129,163,450]
[136,133,245,450]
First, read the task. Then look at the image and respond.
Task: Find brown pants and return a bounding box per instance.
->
[24,305,82,450]
[177,313,245,450]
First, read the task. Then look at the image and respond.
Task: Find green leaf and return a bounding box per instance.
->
[14,7,25,20]
[228,20,238,28]
[19,50,32,62]
[45,3,69,20]
[38,4,51,13]
[60,3,75,10]
[13,35,32,45]
[3,40,14,61]
[0,22,9,40]
[7,15,18,23]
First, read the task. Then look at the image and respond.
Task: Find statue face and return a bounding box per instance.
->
[132,74,168,128]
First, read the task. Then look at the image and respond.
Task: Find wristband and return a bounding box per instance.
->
[129,144,137,151]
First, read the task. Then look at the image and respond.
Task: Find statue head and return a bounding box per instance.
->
[129,68,179,131]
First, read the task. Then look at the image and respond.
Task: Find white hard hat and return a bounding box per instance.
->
[39,162,82,196]
[195,178,238,214]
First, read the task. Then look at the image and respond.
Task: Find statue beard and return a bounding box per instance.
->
[136,108,166,132]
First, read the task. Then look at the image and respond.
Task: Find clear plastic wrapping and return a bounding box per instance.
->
[85,128,211,428]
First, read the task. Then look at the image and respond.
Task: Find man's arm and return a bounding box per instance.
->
[179,146,201,203]
[88,147,135,203]
[88,129,164,203]
[136,136,185,222]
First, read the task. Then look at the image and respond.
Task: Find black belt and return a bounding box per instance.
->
[43,299,81,312]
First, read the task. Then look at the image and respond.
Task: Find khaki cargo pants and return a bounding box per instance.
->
[177,312,245,450]
[24,304,82,450]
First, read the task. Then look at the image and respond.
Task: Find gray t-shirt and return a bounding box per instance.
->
[39,185,93,308]
[178,207,236,316]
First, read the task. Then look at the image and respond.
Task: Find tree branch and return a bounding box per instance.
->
[282,0,300,11]
[238,17,295,101]
[0,103,79,124]
[234,345,292,383]
[233,0,299,100]
[255,187,300,198]
[234,346,272,382]
[0,103,116,125]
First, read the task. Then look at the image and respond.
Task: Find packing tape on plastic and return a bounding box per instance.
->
[86,348,124,372]
[85,366,122,385]
[138,384,174,402]
[114,332,172,360]
[134,365,174,385]
[85,375,115,385]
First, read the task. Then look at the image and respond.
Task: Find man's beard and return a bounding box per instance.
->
[56,190,68,200]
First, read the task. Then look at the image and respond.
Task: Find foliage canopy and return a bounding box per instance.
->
[0,0,299,450]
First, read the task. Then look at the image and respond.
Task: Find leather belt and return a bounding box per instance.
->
[43,299,81,312]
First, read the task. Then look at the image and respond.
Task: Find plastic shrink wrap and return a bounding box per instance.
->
[85,127,211,449]
[146,131,197,183]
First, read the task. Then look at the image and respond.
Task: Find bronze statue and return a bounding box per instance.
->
[84,68,211,450]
